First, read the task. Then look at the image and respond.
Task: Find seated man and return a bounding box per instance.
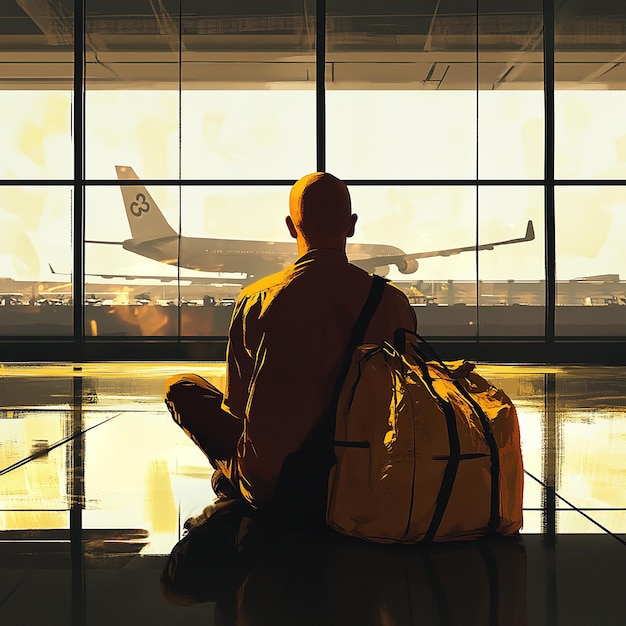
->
[165,172,416,527]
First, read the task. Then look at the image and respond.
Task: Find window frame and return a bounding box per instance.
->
[1,0,626,364]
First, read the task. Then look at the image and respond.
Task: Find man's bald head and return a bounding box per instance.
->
[287,172,357,253]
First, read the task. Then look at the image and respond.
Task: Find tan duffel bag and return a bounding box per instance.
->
[327,331,524,543]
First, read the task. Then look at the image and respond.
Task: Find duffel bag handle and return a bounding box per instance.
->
[394,328,476,380]
[393,327,441,361]
[393,327,454,376]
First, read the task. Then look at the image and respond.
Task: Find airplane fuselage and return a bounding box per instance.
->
[123,235,405,278]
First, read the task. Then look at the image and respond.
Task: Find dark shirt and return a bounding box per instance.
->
[222,248,417,507]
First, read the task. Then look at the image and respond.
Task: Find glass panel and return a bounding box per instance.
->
[349,185,478,337]
[0,186,73,336]
[85,90,181,180]
[478,91,544,179]
[84,184,181,337]
[178,186,293,336]
[0,91,73,180]
[326,1,477,180]
[326,90,477,180]
[0,0,73,180]
[555,1,626,179]
[181,1,316,179]
[478,186,544,336]
[555,186,626,336]
[180,91,316,180]
[478,0,544,179]
[555,91,626,180]
[84,0,181,179]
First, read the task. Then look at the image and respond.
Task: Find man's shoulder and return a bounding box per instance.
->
[382,277,412,302]
[237,253,343,303]
[235,259,412,318]
[344,263,411,304]
[237,267,292,302]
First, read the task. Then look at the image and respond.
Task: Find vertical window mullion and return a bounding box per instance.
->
[316,0,326,172]
[73,0,85,358]
[177,0,183,339]
[544,0,556,343]
[476,0,480,340]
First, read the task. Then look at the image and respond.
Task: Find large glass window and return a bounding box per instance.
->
[1,1,626,361]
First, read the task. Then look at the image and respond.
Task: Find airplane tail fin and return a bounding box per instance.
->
[116,166,177,242]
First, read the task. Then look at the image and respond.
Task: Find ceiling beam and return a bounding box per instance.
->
[16,0,72,45]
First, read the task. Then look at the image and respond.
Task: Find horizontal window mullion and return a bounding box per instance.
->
[86,178,548,186]
[5,179,626,187]
[85,179,300,186]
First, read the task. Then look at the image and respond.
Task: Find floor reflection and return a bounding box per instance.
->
[161,502,527,626]
[1,364,626,545]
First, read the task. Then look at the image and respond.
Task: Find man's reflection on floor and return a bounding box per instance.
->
[160,501,527,626]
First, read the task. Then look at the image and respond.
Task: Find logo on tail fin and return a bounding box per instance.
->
[130,193,150,217]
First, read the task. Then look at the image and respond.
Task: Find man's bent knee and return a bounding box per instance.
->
[164,373,241,462]
[164,373,223,428]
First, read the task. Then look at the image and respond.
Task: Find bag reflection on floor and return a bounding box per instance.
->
[161,500,527,626]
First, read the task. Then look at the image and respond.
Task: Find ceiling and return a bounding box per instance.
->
[1,0,626,89]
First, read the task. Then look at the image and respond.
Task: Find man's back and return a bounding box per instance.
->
[223,248,416,508]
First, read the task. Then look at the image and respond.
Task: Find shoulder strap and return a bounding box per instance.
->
[272,274,387,529]
[346,274,387,356]
[332,273,387,405]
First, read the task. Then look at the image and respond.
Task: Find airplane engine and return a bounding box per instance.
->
[397,259,419,274]
[375,265,390,277]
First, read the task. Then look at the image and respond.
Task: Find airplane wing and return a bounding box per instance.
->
[48,265,249,285]
[84,240,125,245]
[354,220,535,274]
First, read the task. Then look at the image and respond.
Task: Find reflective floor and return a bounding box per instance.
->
[1,363,625,625]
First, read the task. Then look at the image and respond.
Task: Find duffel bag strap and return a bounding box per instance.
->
[325,273,387,450]
[328,274,388,418]
[395,328,502,536]
[341,275,387,373]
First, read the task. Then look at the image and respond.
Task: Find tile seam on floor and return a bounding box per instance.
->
[0,576,25,608]
[0,412,122,477]
[525,469,626,547]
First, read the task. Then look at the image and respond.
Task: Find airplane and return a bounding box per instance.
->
[85,165,536,281]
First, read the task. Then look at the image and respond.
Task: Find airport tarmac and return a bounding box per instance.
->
[0,302,626,338]
[1,275,625,338]
[0,363,625,625]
